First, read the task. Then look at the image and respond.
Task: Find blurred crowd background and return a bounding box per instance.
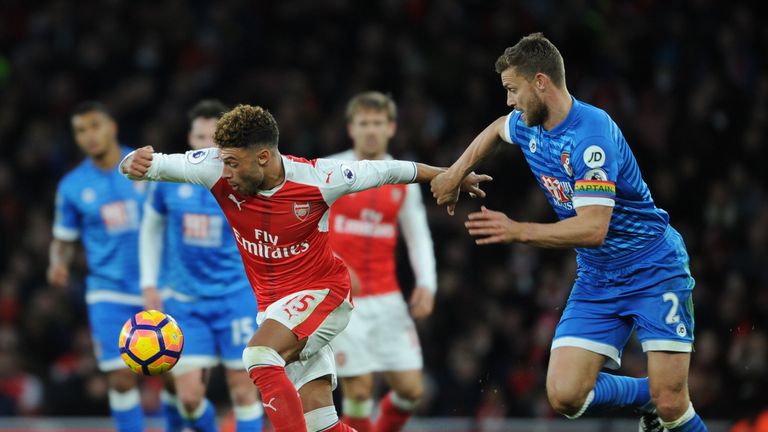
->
[0,0,765,426]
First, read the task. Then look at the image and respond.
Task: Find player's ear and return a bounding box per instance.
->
[387,120,397,138]
[256,147,271,166]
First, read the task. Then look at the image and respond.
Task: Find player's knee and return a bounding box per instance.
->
[177,381,206,414]
[108,369,138,393]
[227,372,259,405]
[341,376,374,401]
[393,381,423,402]
[651,386,689,421]
[546,381,590,417]
[242,346,286,374]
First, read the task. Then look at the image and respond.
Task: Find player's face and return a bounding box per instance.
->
[219,146,269,196]
[71,111,118,159]
[188,117,217,150]
[501,67,549,127]
[347,108,395,159]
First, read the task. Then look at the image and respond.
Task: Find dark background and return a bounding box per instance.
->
[0,0,766,423]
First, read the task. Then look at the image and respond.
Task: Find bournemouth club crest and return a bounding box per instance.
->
[293,202,310,221]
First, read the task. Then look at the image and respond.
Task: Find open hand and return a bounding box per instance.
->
[465,205,523,244]
[431,171,493,216]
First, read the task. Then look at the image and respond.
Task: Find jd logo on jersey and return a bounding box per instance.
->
[584,145,606,168]
[293,202,311,221]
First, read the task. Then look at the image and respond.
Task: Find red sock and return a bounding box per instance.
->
[342,415,372,432]
[326,421,358,431]
[373,393,412,432]
[249,366,306,432]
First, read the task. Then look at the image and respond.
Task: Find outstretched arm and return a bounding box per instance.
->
[318,158,491,206]
[465,205,612,248]
[120,146,222,188]
[431,115,507,214]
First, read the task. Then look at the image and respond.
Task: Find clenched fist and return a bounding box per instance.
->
[122,146,155,179]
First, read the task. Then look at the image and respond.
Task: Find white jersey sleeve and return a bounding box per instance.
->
[500,112,514,144]
[398,184,437,293]
[316,158,417,205]
[139,203,165,289]
[120,148,223,189]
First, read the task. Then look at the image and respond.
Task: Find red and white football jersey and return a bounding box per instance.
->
[128,148,417,310]
[328,150,437,297]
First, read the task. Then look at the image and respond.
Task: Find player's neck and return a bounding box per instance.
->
[542,89,573,131]
[91,144,121,170]
[354,148,386,160]
[261,154,285,190]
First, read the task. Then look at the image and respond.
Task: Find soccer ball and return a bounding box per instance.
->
[118,310,184,376]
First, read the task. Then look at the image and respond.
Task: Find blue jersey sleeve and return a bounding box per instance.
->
[53,181,81,241]
[146,183,168,214]
[570,136,617,208]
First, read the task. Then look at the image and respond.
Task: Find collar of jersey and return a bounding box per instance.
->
[542,95,579,137]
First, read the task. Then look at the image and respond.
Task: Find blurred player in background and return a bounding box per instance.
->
[328,92,436,432]
[120,104,489,432]
[48,102,148,432]
[139,100,263,431]
[432,33,707,432]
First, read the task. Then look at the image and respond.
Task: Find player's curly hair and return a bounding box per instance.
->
[495,32,566,88]
[214,104,279,149]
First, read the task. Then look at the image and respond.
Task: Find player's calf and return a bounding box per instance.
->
[243,345,306,432]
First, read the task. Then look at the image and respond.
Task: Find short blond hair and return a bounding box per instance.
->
[345,91,397,123]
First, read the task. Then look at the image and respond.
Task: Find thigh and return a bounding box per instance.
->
[371,293,423,372]
[552,295,634,370]
[626,281,695,354]
[330,297,375,377]
[256,288,351,360]
[647,351,690,394]
[88,302,144,371]
[213,289,259,370]
[383,369,422,397]
[165,298,218,375]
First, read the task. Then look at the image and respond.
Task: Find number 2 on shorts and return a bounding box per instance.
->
[662,292,681,324]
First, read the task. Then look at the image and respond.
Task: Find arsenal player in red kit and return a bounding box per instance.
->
[328,92,436,432]
[121,104,490,432]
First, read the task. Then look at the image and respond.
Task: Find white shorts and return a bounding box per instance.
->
[330,291,423,377]
[257,288,353,391]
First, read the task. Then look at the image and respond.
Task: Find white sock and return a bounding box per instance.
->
[108,389,141,411]
[178,398,209,420]
[234,402,264,421]
[563,390,594,420]
[305,406,339,432]
[342,398,373,418]
[390,392,418,412]
[160,389,177,405]
[660,403,696,429]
